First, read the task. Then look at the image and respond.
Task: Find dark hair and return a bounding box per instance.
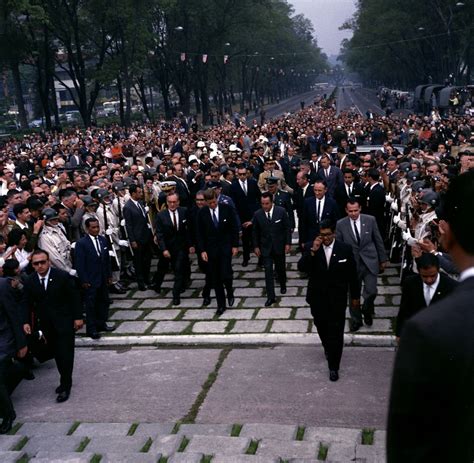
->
[441,171,474,254]
[261,191,273,202]
[319,218,336,232]
[129,183,140,195]
[85,217,99,228]
[13,203,29,217]
[31,249,49,259]
[7,228,27,246]
[6,189,20,199]
[314,179,328,188]
[416,252,440,270]
[58,188,77,200]
[342,168,355,176]
[368,168,380,181]
[2,259,19,277]
[346,198,361,207]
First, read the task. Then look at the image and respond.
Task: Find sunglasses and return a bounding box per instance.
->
[32,260,48,266]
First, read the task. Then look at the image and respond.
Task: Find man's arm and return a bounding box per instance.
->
[371,216,388,262]
[1,283,27,351]
[122,205,137,243]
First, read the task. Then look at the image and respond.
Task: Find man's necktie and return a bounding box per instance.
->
[424,285,433,306]
[267,212,271,221]
[95,237,101,256]
[316,200,321,222]
[41,277,46,291]
[347,185,352,196]
[172,211,178,230]
[353,220,361,245]
[212,210,219,228]
[242,181,247,195]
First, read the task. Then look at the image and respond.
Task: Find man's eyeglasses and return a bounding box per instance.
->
[32,260,47,266]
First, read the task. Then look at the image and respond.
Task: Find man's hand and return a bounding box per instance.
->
[131,241,138,249]
[411,244,422,259]
[232,247,238,257]
[351,299,361,309]
[74,319,84,331]
[33,219,44,234]
[75,199,84,209]
[419,238,436,253]
[396,336,400,345]
[107,277,113,285]
[163,250,171,259]
[201,251,208,262]
[17,346,28,359]
[379,261,388,273]
[285,244,291,254]
[23,324,31,335]
[311,236,323,253]
[242,221,252,228]
[254,247,261,257]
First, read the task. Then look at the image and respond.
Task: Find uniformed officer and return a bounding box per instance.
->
[157,181,177,211]
[265,176,295,231]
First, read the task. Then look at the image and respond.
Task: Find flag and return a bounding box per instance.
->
[224,55,229,64]
[202,54,208,63]
[180,52,186,62]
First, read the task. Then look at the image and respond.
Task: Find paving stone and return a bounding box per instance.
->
[101,453,160,463]
[391,295,401,305]
[294,307,312,319]
[234,288,264,297]
[182,309,218,320]
[241,272,266,279]
[111,299,137,309]
[355,444,387,463]
[256,439,320,459]
[110,291,132,299]
[22,436,83,455]
[346,319,391,333]
[387,277,400,285]
[374,296,388,306]
[374,307,398,318]
[151,321,190,334]
[150,434,182,456]
[132,423,174,438]
[231,280,250,288]
[373,430,387,448]
[383,268,398,275]
[18,422,72,436]
[326,442,356,461]
[30,451,94,462]
[377,286,401,295]
[113,321,153,334]
[144,309,182,320]
[240,423,297,440]
[0,435,23,451]
[74,422,131,437]
[86,435,148,453]
[110,310,143,320]
[139,299,172,309]
[131,290,162,299]
[178,423,232,437]
[278,296,308,307]
[304,427,361,445]
[192,321,228,333]
[271,320,309,333]
[168,453,203,463]
[256,308,292,319]
[231,320,268,333]
[181,298,222,308]
[241,298,269,308]
[278,286,299,296]
[213,456,279,463]
[185,435,250,455]
[0,451,25,463]
[219,309,255,320]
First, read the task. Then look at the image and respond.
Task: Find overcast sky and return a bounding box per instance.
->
[289,0,357,56]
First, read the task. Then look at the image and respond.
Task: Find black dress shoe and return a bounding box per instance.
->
[88,332,101,340]
[349,320,362,333]
[56,390,70,403]
[23,370,35,380]
[137,283,147,291]
[363,313,373,326]
[216,307,226,316]
[329,370,339,382]
[151,285,161,294]
[0,415,15,434]
[109,284,126,294]
[55,385,65,394]
[324,350,329,360]
[280,286,287,294]
[242,260,249,267]
[203,297,211,306]
[227,294,235,307]
[172,297,181,306]
[265,297,276,307]
[100,324,116,332]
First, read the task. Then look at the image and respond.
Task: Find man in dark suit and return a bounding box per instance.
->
[387,171,474,462]
[396,252,458,341]
[153,193,191,305]
[197,188,239,316]
[230,166,261,266]
[316,155,344,199]
[363,169,387,238]
[168,163,190,207]
[299,180,339,246]
[74,218,114,339]
[335,169,366,217]
[123,184,154,291]
[0,278,27,433]
[293,171,314,227]
[22,249,83,403]
[298,219,360,382]
[252,192,291,307]
[283,146,301,191]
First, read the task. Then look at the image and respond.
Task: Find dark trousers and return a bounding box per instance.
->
[154,250,187,298]
[40,318,75,391]
[311,305,346,371]
[0,356,14,419]
[83,285,110,334]
[241,225,253,262]
[263,253,287,299]
[198,255,211,299]
[214,279,233,309]
[133,241,153,285]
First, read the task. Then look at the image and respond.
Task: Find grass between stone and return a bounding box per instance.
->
[361,427,375,445]
[7,422,22,435]
[317,442,328,460]
[76,437,90,452]
[200,456,213,463]
[127,422,139,436]
[12,436,28,451]
[231,423,243,437]
[180,347,232,423]
[67,421,81,435]
[245,439,260,454]
[177,435,190,452]
[295,426,306,441]
[158,456,168,463]
[16,456,30,463]
[224,320,236,333]
[90,454,102,463]
[140,437,153,452]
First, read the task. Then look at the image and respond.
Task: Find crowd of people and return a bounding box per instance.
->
[0,91,473,443]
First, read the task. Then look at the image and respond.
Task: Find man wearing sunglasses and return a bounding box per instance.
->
[22,249,83,403]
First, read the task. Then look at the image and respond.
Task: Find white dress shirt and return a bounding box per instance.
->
[38,267,52,290]
[323,240,334,267]
[459,266,474,282]
[315,196,325,221]
[169,209,179,230]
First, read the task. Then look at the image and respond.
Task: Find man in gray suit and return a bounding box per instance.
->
[336,198,388,331]
[252,192,291,307]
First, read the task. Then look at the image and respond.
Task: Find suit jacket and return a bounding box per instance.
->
[123,199,153,245]
[230,178,261,222]
[364,183,386,235]
[168,175,190,207]
[154,207,189,253]
[293,184,315,220]
[395,272,458,337]
[387,276,474,462]
[22,268,82,333]
[0,278,26,357]
[298,240,360,312]
[335,214,387,275]
[252,206,291,257]
[300,195,339,244]
[74,234,112,288]
[334,181,366,216]
[316,166,344,198]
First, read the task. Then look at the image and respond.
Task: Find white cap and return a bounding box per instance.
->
[197,141,206,148]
